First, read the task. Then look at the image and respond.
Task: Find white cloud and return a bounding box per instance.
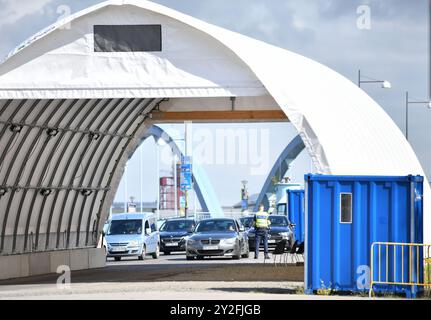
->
[283,1,320,31]
[0,0,54,27]
[243,3,278,39]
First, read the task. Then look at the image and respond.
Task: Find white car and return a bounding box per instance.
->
[105,213,160,261]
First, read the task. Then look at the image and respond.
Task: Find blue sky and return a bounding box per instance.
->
[0,0,429,207]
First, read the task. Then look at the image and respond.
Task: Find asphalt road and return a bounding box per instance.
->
[0,252,310,299]
[0,253,405,300]
[0,252,304,286]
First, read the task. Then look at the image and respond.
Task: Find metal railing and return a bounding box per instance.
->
[369,242,431,297]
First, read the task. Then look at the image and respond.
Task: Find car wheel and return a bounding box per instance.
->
[196,255,204,260]
[232,247,241,260]
[138,245,146,260]
[114,256,121,261]
[242,243,250,258]
[186,255,194,260]
[152,243,160,259]
[287,239,293,251]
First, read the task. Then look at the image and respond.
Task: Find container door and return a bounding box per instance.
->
[287,190,305,244]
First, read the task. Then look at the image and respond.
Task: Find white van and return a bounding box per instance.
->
[105,213,160,261]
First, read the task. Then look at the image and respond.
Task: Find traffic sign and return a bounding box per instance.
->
[180,156,193,190]
[180,171,192,190]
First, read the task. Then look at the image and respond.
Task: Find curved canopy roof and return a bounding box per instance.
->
[0,0,429,252]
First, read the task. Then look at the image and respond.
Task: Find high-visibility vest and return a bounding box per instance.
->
[255,212,270,228]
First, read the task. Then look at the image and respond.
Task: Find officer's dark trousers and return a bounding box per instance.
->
[254,228,269,257]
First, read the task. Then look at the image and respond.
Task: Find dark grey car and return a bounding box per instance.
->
[185,218,249,260]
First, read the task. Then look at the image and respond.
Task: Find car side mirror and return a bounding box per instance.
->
[145,228,152,235]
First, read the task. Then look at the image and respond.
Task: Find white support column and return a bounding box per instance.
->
[156,144,160,220]
[140,144,144,212]
[124,162,128,212]
[173,154,178,217]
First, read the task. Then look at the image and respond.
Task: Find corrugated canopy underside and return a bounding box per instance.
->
[0,98,160,254]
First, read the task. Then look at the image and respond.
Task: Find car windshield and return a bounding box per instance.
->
[196,219,237,233]
[269,216,288,227]
[160,220,195,232]
[108,219,142,235]
[240,217,254,228]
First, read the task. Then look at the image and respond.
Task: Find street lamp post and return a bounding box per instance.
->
[405,91,431,141]
[140,144,143,213]
[184,121,193,218]
[173,154,178,217]
[124,162,128,212]
[358,69,391,89]
[156,143,160,220]
[169,136,185,218]
[156,138,167,220]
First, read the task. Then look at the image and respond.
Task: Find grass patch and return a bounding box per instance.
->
[425,261,431,283]
[424,261,431,297]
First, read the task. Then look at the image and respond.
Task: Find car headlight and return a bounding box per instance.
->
[279,232,289,239]
[128,240,139,247]
[187,239,197,245]
[223,238,237,245]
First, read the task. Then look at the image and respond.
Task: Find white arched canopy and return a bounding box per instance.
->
[0,0,428,254]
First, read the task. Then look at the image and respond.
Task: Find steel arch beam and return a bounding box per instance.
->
[141,125,222,215]
[253,135,305,212]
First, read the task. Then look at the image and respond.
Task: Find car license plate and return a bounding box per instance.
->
[111,246,127,252]
[203,245,218,250]
[165,242,179,247]
[268,239,276,244]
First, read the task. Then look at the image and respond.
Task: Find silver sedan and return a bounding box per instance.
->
[186,218,249,260]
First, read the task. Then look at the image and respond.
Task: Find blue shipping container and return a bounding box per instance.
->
[304,174,424,297]
[287,189,305,244]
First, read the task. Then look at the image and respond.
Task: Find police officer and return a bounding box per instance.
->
[253,204,271,259]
